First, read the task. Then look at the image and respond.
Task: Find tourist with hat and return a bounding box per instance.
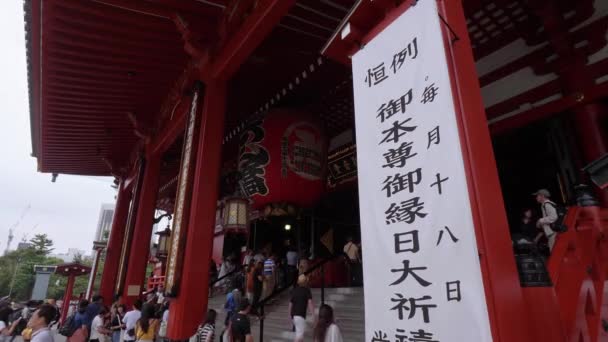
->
[533,189,559,251]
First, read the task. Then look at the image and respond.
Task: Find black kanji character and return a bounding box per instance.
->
[382,142,417,168]
[365,63,389,87]
[436,226,459,246]
[385,197,427,225]
[409,329,439,342]
[395,329,409,342]
[446,280,462,302]
[390,294,437,323]
[390,260,432,287]
[430,173,449,195]
[382,168,422,197]
[391,37,419,73]
[376,89,413,123]
[379,119,417,145]
[427,126,440,149]
[394,230,420,254]
[371,330,390,342]
[421,83,439,104]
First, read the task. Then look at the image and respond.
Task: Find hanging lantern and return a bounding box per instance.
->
[238,108,328,210]
[155,227,172,258]
[222,197,250,233]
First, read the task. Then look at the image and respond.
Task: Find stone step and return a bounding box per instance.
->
[208,287,365,342]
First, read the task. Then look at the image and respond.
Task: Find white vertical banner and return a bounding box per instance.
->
[352,1,493,341]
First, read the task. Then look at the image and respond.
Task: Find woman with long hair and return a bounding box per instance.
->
[195,310,216,342]
[313,305,343,342]
[109,304,125,342]
[134,304,159,342]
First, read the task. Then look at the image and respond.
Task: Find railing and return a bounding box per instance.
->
[147,265,242,292]
[147,275,165,291]
[521,205,608,341]
[256,253,344,342]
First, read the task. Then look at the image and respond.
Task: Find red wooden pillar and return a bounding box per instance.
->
[60,275,75,325]
[573,102,608,205]
[438,1,534,341]
[99,182,132,305]
[167,81,226,340]
[123,155,161,306]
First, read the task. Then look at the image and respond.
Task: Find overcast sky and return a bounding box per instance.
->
[0,2,117,255]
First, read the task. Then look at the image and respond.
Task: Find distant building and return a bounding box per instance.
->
[51,248,86,262]
[17,242,32,250]
[94,204,115,243]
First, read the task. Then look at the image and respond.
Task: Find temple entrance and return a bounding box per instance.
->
[493,117,579,232]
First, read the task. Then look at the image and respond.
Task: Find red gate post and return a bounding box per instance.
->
[56,263,91,325]
[99,182,132,305]
[60,274,75,325]
[166,81,227,340]
[437,1,534,341]
[123,155,161,306]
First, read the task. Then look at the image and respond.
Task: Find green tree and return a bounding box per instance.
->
[0,246,62,301]
[30,234,54,255]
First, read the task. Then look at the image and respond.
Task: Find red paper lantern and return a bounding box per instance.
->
[238,108,328,210]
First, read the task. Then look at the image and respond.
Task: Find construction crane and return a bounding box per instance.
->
[4,205,30,255]
[21,224,39,243]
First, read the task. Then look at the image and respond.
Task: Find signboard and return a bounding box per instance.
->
[165,81,203,297]
[352,1,493,341]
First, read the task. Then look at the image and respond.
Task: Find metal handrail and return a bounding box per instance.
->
[209,265,242,287]
[256,253,344,342]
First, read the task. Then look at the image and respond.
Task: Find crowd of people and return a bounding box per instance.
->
[0,298,58,342]
[198,274,343,342]
[57,294,168,342]
[201,243,353,342]
[0,238,360,342]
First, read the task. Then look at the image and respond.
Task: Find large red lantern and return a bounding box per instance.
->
[238,109,328,210]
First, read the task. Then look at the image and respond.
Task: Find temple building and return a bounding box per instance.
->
[24,0,608,341]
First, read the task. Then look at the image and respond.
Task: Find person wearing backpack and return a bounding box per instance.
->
[533,189,559,251]
[66,300,90,342]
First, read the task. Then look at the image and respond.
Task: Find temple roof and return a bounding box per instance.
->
[25,0,608,178]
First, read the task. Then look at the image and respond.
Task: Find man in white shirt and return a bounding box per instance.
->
[27,304,57,342]
[122,300,143,342]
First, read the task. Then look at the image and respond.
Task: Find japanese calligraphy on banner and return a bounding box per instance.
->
[351,1,493,341]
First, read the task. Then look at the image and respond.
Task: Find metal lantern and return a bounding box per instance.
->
[222,197,249,233]
[155,226,172,258]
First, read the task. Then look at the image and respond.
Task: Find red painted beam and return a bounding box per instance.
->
[439,1,535,341]
[166,82,226,340]
[209,0,297,81]
[146,96,190,157]
[99,182,132,305]
[122,155,161,307]
[490,81,608,135]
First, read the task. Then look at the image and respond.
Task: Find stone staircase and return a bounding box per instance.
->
[208,287,364,341]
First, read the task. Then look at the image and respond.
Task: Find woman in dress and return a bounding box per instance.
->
[313,305,343,342]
